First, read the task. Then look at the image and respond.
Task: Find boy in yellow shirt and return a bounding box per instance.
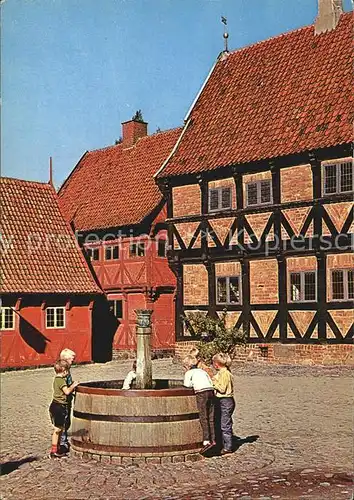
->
[212,353,235,455]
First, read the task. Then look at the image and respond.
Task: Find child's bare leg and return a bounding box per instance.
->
[51,427,62,453]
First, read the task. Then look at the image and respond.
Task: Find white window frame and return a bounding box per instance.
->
[322,160,354,196]
[109,299,123,319]
[289,271,317,303]
[0,307,15,330]
[208,187,232,212]
[104,245,119,261]
[46,307,66,329]
[216,275,242,305]
[129,242,145,258]
[330,269,354,302]
[245,179,273,207]
[86,247,100,261]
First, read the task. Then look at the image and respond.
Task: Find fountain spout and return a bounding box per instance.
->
[135,309,153,389]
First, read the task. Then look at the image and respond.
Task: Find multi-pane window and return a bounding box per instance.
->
[157,239,167,257]
[46,307,65,328]
[104,245,119,260]
[216,276,241,304]
[209,187,232,212]
[0,307,15,330]
[289,271,317,302]
[86,247,100,261]
[323,160,353,195]
[129,242,145,257]
[109,299,123,319]
[246,180,272,206]
[331,269,354,301]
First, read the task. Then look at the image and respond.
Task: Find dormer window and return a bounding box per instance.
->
[323,160,353,195]
[246,180,272,207]
[209,187,232,212]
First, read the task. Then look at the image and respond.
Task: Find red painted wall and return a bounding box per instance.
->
[1,297,93,369]
[107,291,175,351]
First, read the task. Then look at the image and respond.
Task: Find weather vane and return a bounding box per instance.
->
[221,16,229,52]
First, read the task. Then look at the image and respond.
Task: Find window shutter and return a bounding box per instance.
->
[221,187,231,209]
[209,189,219,210]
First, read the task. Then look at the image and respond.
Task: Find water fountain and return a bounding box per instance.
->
[71,309,203,463]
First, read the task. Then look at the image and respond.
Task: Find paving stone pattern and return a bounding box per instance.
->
[1,360,353,499]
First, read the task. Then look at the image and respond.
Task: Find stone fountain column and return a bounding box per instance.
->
[135,309,153,389]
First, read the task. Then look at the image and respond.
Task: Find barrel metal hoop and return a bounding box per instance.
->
[73,410,200,423]
[71,439,202,454]
[76,386,195,397]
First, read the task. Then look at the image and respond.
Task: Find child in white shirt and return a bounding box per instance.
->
[122,361,137,389]
[183,354,215,452]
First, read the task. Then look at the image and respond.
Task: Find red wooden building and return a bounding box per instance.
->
[0,178,101,368]
[59,118,181,359]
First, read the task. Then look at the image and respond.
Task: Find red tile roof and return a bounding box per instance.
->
[158,13,353,178]
[0,178,101,294]
[59,128,182,231]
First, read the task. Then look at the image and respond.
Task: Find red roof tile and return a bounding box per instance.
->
[158,13,353,178]
[0,178,101,294]
[59,128,182,231]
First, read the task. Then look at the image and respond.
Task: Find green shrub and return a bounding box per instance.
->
[182,310,247,364]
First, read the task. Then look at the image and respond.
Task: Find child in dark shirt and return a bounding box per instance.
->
[49,359,79,458]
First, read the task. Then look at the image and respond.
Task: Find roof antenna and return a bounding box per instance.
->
[221,16,229,53]
[49,156,54,188]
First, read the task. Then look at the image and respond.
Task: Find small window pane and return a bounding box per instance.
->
[229,276,240,303]
[290,273,301,302]
[304,272,316,301]
[217,277,227,303]
[158,239,167,257]
[138,243,145,257]
[56,308,64,328]
[332,270,344,300]
[340,162,353,193]
[105,247,112,260]
[112,246,119,259]
[260,180,271,204]
[0,308,15,330]
[247,183,258,205]
[209,189,219,211]
[221,188,231,209]
[324,164,337,194]
[129,244,136,257]
[348,270,354,300]
[46,308,55,328]
[92,248,99,260]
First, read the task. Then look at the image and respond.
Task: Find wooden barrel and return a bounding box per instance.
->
[71,380,203,458]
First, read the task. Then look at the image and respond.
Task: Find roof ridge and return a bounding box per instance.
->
[87,125,183,154]
[226,11,351,59]
[0,176,52,188]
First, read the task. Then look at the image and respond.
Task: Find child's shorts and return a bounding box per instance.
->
[49,401,67,429]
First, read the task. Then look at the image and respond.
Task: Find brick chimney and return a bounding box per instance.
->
[121,118,148,148]
[315,0,343,35]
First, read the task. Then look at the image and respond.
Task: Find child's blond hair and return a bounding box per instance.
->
[183,354,198,369]
[189,347,200,359]
[212,352,232,368]
[60,348,76,360]
[54,359,69,374]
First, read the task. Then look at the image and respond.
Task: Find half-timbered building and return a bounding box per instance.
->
[59,118,181,359]
[156,4,353,364]
[0,178,101,368]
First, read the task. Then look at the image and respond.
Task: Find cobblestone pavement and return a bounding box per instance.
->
[1,360,353,499]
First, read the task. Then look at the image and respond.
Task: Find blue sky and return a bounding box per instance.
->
[2,0,352,188]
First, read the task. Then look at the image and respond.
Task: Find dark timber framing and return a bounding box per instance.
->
[158,144,353,345]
